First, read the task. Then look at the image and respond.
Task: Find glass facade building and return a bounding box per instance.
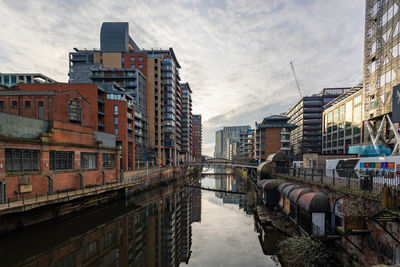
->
[322,84,363,154]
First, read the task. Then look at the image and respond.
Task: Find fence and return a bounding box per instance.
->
[282,167,400,194]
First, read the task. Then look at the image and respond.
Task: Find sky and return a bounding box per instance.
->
[0,0,365,157]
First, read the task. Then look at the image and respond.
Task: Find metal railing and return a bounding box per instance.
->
[279,167,400,194]
[0,166,184,213]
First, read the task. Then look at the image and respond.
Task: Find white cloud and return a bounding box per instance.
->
[0,0,365,157]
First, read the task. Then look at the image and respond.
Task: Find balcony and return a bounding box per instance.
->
[127,125,133,131]
[98,97,105,104]
[127,113,133,120]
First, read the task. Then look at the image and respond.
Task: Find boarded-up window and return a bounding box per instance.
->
[68,99,81,123]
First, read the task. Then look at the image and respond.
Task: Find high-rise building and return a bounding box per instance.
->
[192,115,202,162]
[69,22,195,166]
[322,84,363,154]
[180,82,193,163]
[214,130,224,158]
[221,125,251,160]
[69,22,150,166]
[287,88,350,160]
[255,115,296,163]
[141,48,185,165]
[364,1,400,154]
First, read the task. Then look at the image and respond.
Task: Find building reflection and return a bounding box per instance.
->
[0,179,202,267]
[213,174,253,215]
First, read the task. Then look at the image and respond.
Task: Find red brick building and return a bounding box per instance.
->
[0,87,119,202]
[17,83,135,170]
[255,115,297,163]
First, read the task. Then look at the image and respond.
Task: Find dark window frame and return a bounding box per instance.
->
[81,152,97,169]
[102,153,115,168]
[50,151,74,170]
[5,148,40,172]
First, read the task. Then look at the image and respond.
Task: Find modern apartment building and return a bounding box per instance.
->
[0,73,56,87]
[214,130,224,158]
[287,88,350,160]
[255,115,296,163]
[221,125,251,160]
[322,84,363,154]
[180,82,193,163]
[69,22,152,166]
[364,0,400,154]
[238,129,254,160]
[139,48,185,165]
[192,115,202,162]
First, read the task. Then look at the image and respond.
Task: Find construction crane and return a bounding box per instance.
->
[290,61,305,98]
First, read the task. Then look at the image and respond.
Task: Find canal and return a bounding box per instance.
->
[0,170,283,266]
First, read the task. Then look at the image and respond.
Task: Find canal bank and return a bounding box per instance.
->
[0,165,199,233]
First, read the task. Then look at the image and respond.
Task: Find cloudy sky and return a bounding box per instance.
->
[0,0,365,156]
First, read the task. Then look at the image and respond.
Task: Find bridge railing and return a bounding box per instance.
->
[276,167,400,194]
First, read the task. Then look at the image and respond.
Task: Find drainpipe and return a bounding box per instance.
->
[79,172,84,190]
[47,174,54,195]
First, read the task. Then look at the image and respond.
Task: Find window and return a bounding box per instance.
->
[12,101,18,109]
[50,151,74,170]
[339,105,344,121]
[11,76,16,86]
[114,117,118,125]
[114,105,118,115]
[4,76,9,85]
[139,56,143,62]
[38,101,44,120]
[130,56,134,61]
[114,128,118,135]
[139,64,143,69]
[82,241,98,263]
[25,101,31,108]
[102,153,115,168]
[5,148,40,172]
[0,101,3,112]
[81,153,97,169]
[53,253,75,267]
[68,99,81,123]
[130,64,135,69]
[103,231,115,248]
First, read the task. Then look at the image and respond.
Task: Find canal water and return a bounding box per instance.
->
[0,171,282,266]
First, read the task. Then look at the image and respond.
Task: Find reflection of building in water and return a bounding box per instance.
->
[1,183,196,267]
[191,180,202,223]
[181,188,193,263]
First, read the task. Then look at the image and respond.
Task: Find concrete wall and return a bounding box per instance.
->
[0,112,48,138]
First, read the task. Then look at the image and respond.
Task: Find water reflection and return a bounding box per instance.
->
[0,172,280,267]
[0,177,200,267]
[188,173,279,267]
